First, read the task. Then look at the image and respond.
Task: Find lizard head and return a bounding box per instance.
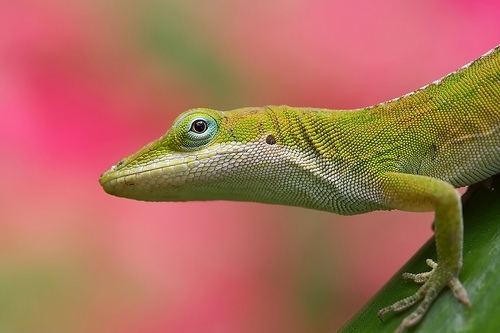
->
[99,107,284,202]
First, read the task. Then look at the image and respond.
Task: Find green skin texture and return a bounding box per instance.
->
[100,45,500,332]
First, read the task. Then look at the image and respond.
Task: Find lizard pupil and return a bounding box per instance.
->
[191,119,208,133]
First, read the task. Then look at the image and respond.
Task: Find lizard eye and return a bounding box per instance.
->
[171,111,219,151]
[190,119,208,134]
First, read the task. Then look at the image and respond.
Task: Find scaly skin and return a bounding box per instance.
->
[100,45,500,332]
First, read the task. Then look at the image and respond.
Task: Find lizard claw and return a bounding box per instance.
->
[378,259,469,332]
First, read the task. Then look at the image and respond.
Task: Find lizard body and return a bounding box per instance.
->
[100,45,500,332]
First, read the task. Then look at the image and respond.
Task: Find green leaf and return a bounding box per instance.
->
[339,176,500,333]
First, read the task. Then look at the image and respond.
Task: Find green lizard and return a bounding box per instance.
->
[100,45,500,332]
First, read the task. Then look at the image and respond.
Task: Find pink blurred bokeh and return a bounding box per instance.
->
[1,1,499,332]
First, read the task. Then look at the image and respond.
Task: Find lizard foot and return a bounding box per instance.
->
[378,259,470,333]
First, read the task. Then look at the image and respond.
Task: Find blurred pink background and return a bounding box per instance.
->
[1,1,499,332]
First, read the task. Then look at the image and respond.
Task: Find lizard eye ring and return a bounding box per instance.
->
[173,111,219,150]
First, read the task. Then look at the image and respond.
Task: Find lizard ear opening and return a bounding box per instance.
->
[265,134,276,145]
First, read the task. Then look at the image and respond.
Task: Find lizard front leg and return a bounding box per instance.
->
[376,172,470,332]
